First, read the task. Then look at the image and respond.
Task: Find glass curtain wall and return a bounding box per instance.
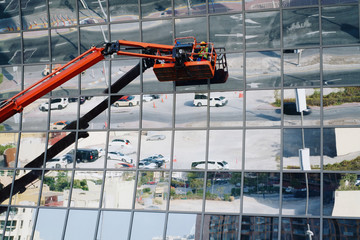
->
[0,0,359,239]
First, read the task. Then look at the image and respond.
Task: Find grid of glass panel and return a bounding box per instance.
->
[0,0,360,239]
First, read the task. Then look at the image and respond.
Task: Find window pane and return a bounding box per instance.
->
[321,6,359,45]
[203,214,240,239]
[243,173,280,214]
[2,207,36,239]
[208,130,242,170]
[110,95,140,128]
[245,0,280,10]
[324,173,360,217]
[64,209,97,239]
[174,0,206,16]
[241,216,279,239]
[323,128,360,171]
[283,128,321,170]
[130,212,165,240]
[245,11,280,49]
[51,29,78,62]
[281,218,320,240]
[176,93,207,128]
[0,33,21,65]
[245,129,281,170]
[97,211,131,240]
[102,171,135,209]
[79,0,107,25]
[282,173,321,216]
[141,0,172,19]
[209,0,242,14]
[323,218,360,239]
[166,213,197,238]
[140,131,171,169]
[0,133,18,168]
[282,0,318,7]
[107,131,138,168]
[0,171,16,205]
[41,170,72,207]
[18,132,46,167]
[142,94,173,129]
[23,30,49,63]
[209,14,243,52]
[175,17,206,41]
[246,51,281,88]
[283,88,320,127]
[35,208,66,240]
[136,171,169,210]
[142,20,172,45]
[283,48,320,87]
[173,130,206,170]
[170,171,204,212]
[246,90,281,127]
[111,59,141,94]
[205,172,241,213]
[50,1,77,27]
[283,8,320,48]
[80,25,109,54]
[21,0,48,30]
[323,47,360,86]
[11,170,41,206]
[109,0,139,22]
[0,1,20,33]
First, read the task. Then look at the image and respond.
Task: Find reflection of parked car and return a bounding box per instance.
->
[142,95,154,102]
[39,98,68,111]
[109,138,131,147]
[146,134,166,141]
[283,102,311,115]
[50,120,70,130]
[65,149,99,163]
[141,156,165,168]
[191,160,229,170]
[107,151,133,163]
[193,93,228,107]
[46,156,67,168]
[113,95,139,107]
[138,161,158,169]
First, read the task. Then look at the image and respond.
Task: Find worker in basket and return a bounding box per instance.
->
[197,41,209,61]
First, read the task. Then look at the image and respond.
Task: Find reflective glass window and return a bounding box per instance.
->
[79,0,107,25]
[64,209,98,239]
[243,173,280,214]
[209,130,242,170]
[141,0,172,19]
[245,0,280,10]
[175,17,206,41]
[142,94,173,129]
[0,32,21,65]
[111,59,141,94]
[245,11,280,49]
[321,6,359,45]
[170,171,205,212]
[246,90,281,127]
[18,132,46,167]
[246,51,281,88]
[22,99,48,131]
[323,173,360,217]
[0,65,22,100]
[110,22,140,42]
[80,61,109,94]
[173,130,207,170]
[97,211,131,240]
[323,218,360,239]
[174,0,206,16]
[21,0,48,30]
[109,0,139,22]
[205,172,241,213]
[245,129,281,170]
[23,30,49,63]
[241,215,279,238]
[209,14,243,52]
[80,97,109,131]
[0,171,16,205]
[41,170,72,207]
[1,207,36,239]
[49,0,77,27]
[204,214,240,239]
[35,208,66,240]
[323,47,360,86]
[281,218,320,240]
[176,93,206,128]
[140,131,172,169]
[283,128,321,170]
[0,133,18,168]
[110,95,140,128]
[283,88,320,127]
[323,128,360,171]
[209,0,242,14]
[107,131,138,168]
[282,0,318,7]
[136,171,169,210]
[166,213,197,238]
[51,28,78,62]
[283,8,320,48]
[102,171,135,209]
[80,25,109,54]
[130,212,166,240]
[321,0,358,4]
[283,48,320,87]
[282,173,321,216]
[142,20,173,45]
[0,1,20,33]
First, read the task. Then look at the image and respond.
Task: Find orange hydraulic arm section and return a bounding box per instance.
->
[0,40,175,123]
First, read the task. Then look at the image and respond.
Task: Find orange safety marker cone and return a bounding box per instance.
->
[161,98,164,103]
[239,91,243,98]
[153,102,156,108]
[173,157,177,162]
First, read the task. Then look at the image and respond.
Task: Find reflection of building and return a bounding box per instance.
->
[197,214,239,239]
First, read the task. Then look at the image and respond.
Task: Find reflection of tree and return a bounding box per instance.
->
[138,172,154,186]
[43,172,89,192]
[324,156,360,171]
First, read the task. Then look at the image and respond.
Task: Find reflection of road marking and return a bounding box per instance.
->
[180,30,193,34]
[245,35,257,39]
[321,15,335,19]
[55,42,68,46]
[215,33,242,37]
[35,5,46,9]
[245,19,260,25]
[322,31,336,35]
[306,31,319,35]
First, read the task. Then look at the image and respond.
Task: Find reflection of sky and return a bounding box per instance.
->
[131,212,165,240]
[166,213,196,237]
[64,210,98,240]
[36,209,67,240]
[97,211,131,240]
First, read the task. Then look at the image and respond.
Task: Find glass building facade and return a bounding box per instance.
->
[0,0,360,239]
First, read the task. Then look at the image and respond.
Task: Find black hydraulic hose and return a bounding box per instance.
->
[0,59,152,214]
